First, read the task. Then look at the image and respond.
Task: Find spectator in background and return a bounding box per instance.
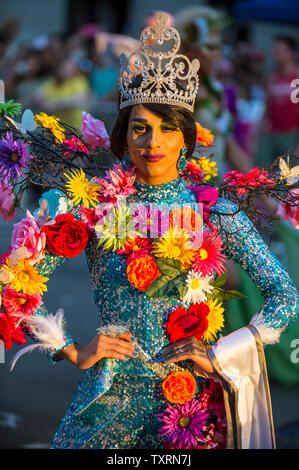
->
[29,57,90,129]
[256,36,299,168]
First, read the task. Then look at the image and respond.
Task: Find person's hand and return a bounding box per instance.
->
[58,332,139,369]
[156,336,214,374]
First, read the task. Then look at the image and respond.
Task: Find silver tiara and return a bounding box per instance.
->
[119,13,200,113]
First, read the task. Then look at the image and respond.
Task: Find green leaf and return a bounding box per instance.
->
[146,274,171,297]
[222,290,247,300]
[173,276,188,298]
[211,272,227,288]
[155,257,182,278]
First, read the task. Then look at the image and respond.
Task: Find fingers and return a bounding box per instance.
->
[157,341,207,364]
[97,333,140,361]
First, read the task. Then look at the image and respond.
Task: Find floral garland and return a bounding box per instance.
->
[0,101,298,449]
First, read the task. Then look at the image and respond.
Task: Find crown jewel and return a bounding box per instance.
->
[119,13,200,113]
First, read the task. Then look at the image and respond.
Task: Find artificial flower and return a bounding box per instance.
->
[223,167,275,195]
[63,135,90,157]
[276,189,299,230]
[34,189,73,221]
[195,122,214,147]
[191,157,218,181]
[183,270,214,304]
[132,204,169,238]
[152,227,196,271]
[0,311,26,350]
[181,160,204,183]
[2,258,48,294]
[158,399,209,449]
[166,303,209,343]
[127,253,161,291]
[0,100,22,118]
[42,213,90,258]
[187,185,219,222]
[278,157,299,185]
[2,287,42,318]
[162,371,197,404]
[97,164,137,206]
[11,210,46,265]
[0,131,33,184]
[78,205,108,231]
[64,168,103,208]
[202,299,225,343]
[95,204,136,252]
[0,181,17,222]
[117,237,153,260]
[192,232,226,277]
[34,112,65,143]
[81,112,110,147]
[199,379,226,422]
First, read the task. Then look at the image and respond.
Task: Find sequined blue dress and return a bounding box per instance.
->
[26,177,298,449]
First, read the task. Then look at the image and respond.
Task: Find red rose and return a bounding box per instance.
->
[167,303,209,343]
[42,213,90,257]
[0,312,26,350]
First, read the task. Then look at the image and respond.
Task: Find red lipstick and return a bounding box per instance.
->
[143,154,165,162]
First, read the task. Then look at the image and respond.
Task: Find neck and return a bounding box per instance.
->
[135,168,180,185]
[278,62,296,74]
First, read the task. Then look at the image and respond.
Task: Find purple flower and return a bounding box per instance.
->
[0,132,33,184]
[158,398,209,449]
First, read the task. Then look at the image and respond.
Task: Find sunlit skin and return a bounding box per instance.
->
[126,104,186,185]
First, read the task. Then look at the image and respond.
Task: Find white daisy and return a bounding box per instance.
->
[183,270,214,305]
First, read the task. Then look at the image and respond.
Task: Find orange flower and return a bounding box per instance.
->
[162,371,197,404]
[195,122,214,147]
[127,254,161,292]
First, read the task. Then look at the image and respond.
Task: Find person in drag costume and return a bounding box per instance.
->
[0,14,298,449]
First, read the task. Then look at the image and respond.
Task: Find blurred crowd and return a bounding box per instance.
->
[0,9,298,174]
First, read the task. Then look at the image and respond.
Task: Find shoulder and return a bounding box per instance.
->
[210,196,255,236]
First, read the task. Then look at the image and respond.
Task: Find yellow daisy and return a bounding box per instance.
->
[191,157,218,181]
[34,112,65,143]
[4,258,49,295]
[152,227,196,270]
[64,168,103,208]
[202,298,225,343]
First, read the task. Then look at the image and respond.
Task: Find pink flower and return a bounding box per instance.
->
[0,182,17,222]
[11,210,46,264]
[199,379,226,424]
[223,167,275,195]
[192,231,227,276]
[63,135,90,157]
[81,112,110,147]
[182,161,204,183]
[96,164,137,206]
[276,189,299,229]
[2,287,42,319]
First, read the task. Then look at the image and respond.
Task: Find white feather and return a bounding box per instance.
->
[10,309,67,371]
[250,311,284,345]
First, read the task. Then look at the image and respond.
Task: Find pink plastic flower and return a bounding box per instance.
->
[182,161,204,183]
[199,379,226,423]
[96,164,137,206]
[11,210,46,264]
[2,287,42,318]
[223,167,275,195]
[276,189,299,229]
[63,135,90,157]
[81,112,110,147]
[192,231,227,276]
[0,182,17,222]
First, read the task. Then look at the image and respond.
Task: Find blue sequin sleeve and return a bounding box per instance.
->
[210,197,299,333]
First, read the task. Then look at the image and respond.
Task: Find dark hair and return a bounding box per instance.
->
[110,103,197,159]
[274,35,297,53]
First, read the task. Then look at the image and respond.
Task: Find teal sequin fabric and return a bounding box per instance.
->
[24,177,298,449]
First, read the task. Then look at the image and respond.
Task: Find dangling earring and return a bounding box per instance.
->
[177,146,187,174]
[121,150,133,170]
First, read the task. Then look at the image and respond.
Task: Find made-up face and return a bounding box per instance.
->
[126,104,186,185]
